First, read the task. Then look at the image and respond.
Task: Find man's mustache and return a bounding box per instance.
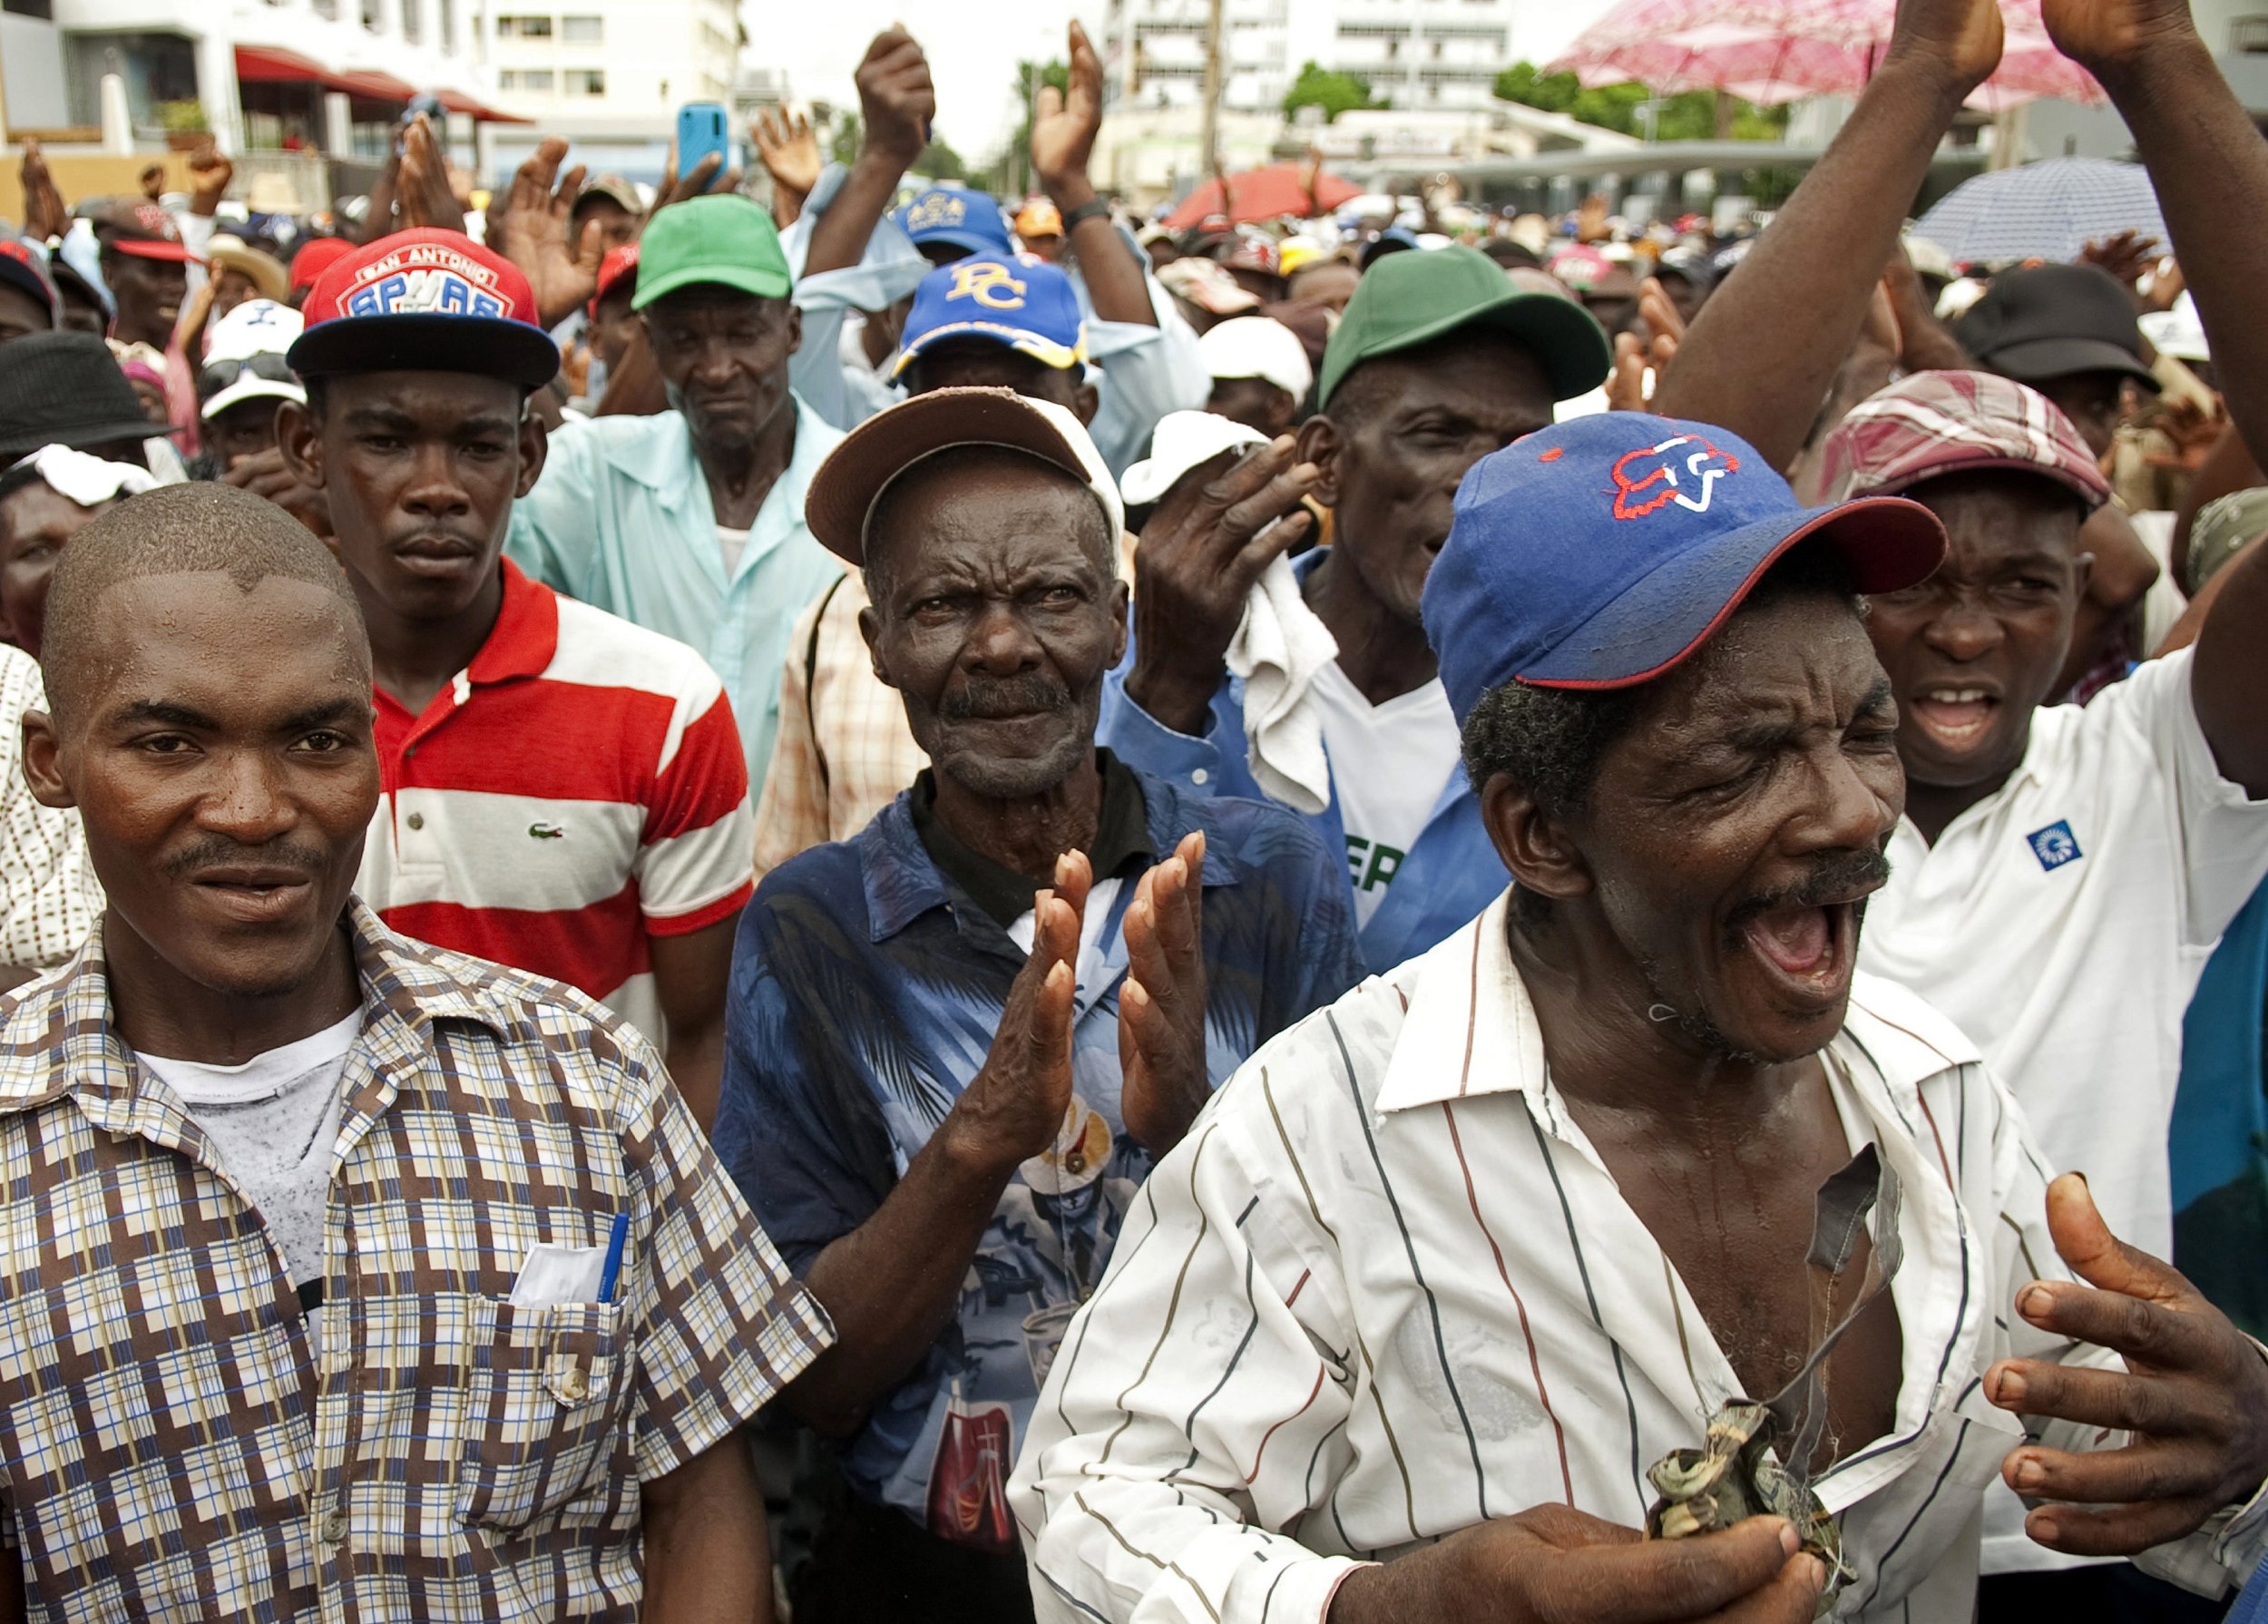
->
[941,672,1071,722]
[164,837,330,882]
[1725,847,1892,934]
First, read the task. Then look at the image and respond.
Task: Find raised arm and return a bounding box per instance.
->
[2049,0,2268,792]
[2051,0,2268,469]
[801,29,934,281]
[1034,21,1155,328]
[1650,0,2002,466]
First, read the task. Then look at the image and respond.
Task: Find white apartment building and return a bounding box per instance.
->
[482,0,739,181]
[0,0,507,156]
[1100,0,1522,119]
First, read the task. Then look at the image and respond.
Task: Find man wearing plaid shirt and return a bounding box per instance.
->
[0,482,831,1621]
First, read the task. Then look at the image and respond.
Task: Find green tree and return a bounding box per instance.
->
[831,112,863,168]
[1283,61,1383,122]
[919,136,969,181]
[988,57,1070,195]
[1491,62,1787,141]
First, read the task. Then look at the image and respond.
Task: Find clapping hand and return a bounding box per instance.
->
[396,116,465,233]
[1988,1173,2268,1556]
[1119,832,1210,1153]
[501,139,606,328]
[1882,0,2006,97]
[946,853,1088,1178]
[855,27,936,171]
[19,139,68,242]
[1031,22,1105,204]
[752,106,822,226]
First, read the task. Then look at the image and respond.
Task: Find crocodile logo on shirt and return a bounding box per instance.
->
[528,822,566,840]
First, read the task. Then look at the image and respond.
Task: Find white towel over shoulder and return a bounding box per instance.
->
[1225,553,1339,816]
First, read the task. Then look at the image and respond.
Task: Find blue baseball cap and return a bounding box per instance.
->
[893,255,1086,380]
[1422,413,1948,723]
[894,185,1013,259]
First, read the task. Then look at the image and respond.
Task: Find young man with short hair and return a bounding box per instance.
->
[0,481,827,1622]
[281,230,756,1126]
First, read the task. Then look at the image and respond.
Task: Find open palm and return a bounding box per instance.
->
[2039,0,2198,72]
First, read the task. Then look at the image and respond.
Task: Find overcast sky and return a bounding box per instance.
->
[747,0,1622,163]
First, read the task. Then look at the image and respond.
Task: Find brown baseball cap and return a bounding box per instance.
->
[805,386,1124,566]
[82,198,203,263]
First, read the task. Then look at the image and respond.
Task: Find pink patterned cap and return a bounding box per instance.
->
[1816,369,2110,511]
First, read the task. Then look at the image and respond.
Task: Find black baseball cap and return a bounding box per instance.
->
[0,331,161,457]
[1954,263,2159,393]
[0,240,60,328]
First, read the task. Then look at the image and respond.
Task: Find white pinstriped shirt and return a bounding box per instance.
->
[1011,891,2268,1623]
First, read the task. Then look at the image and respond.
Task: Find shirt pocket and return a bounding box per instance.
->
[454,1296,633,1531]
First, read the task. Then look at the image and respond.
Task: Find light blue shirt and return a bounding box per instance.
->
[504,396,846,802]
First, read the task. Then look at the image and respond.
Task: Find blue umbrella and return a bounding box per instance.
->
[1913,157,2166,266]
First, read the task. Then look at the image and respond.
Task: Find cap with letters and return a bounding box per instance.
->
[894,185,1013,259]
[288,228,559,386]
[893,254,1086,380]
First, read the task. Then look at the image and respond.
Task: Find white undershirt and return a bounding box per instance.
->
[138,1009,363,1352]
[1309,661,1461,927]
[716,523,750,576]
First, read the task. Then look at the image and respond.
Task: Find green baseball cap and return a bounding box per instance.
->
[632,195,790,310]
[1317,244,1611,407]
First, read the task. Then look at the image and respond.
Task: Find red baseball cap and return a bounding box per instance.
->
[591,242,640,314]
[83,198,203,263]
[288,235,356,293]
[288,228,561,387]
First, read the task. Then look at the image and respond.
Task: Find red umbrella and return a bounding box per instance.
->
[1165,163,1363,230]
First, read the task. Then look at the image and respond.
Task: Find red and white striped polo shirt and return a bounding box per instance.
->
[357,560,754,1045]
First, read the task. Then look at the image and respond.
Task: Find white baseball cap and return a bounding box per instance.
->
[1198,316,1314,401]
[199,298,307,419]
[1119,410,1271,509]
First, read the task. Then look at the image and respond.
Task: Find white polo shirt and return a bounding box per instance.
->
[1860,647,2268,1574]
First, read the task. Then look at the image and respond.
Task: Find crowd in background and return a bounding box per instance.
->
[1,0,2267,1621]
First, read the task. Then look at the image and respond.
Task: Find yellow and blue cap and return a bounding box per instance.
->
[892,254,1086,380]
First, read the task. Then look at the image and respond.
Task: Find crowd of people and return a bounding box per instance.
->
[0,0,2266,1619]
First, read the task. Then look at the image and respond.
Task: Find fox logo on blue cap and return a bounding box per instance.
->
[1610,435,1741,520]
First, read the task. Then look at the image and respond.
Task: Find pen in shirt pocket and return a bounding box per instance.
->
[597,1209,630,1305]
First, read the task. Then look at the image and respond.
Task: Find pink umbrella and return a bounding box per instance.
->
[1547,0,2102,113]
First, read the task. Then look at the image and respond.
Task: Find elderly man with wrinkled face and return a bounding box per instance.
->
[1013,415,2268,1624]
[710,387,1361,1624]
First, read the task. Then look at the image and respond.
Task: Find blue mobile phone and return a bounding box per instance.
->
[675,102,733,187]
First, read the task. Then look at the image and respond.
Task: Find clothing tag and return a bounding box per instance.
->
[508,1242,608,1308]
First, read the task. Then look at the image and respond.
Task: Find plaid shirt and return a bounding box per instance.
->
[750,572,931,880]
[0,901,832,1622]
